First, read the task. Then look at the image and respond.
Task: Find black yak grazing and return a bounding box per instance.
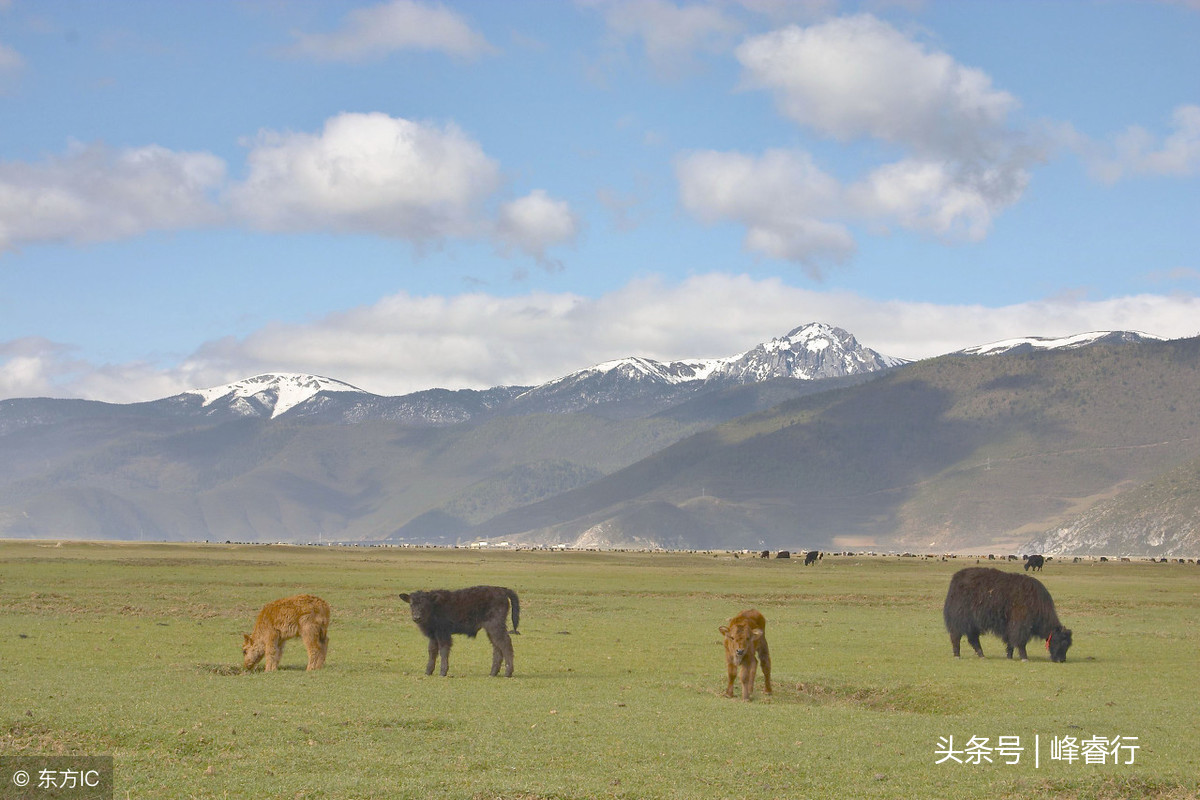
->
[399,585,520,677]
[943,567,1073,662]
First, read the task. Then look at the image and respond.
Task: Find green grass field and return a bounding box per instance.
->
[2,542,1198,799]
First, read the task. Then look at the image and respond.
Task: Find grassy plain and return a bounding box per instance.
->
[1,541,1198,799]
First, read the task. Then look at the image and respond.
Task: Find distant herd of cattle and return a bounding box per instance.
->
[243,552,1093,696]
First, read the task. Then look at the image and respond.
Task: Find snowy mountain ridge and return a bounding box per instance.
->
[189,373,369,419]
[175,324,1161,422]
[525,322,905,393]
[955,330,1164,356]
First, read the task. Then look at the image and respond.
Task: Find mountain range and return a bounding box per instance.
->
[2,323,1195,556]
[180,322,904,423]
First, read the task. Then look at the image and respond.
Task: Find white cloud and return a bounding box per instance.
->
[495,189,581,266]
[675,14,1037,267]
[593,0,742,78]
[228,112,502,241]
[1086,104,1200,183]
[675,148,854,272]
[850,157,1028,240]
[0,338,70,400]
[736,14,1018,158]
[9,274,1199,403]
[0,142,226,252]
[286,0,496,61]
[0,113,576,261]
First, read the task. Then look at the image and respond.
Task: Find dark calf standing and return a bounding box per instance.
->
[943,567,1073,662]
[1024,554,1045,571]
[399,585,520,677]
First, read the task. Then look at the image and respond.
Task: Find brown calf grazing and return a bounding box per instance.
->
[719,609,772,700]
[243,594,330,672]
[399,586,520,677]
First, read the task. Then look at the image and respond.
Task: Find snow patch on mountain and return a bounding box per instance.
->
[956,331,1164,356]
[189,373,369,419]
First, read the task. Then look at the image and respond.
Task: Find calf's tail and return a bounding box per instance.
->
[507,588,521,634]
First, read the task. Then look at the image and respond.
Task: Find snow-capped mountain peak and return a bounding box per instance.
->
[515,322,904,413]
[716,322,907,382]
[188,373,368,419]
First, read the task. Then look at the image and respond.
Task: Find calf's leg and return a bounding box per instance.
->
[301,623,327,671]
[486,625,514,677]
[724,657,738,697]
[425,637,439,676]
[757,638,772,694]
[437,636,452,677]
[264,636,284,671]
[738,657,758,701]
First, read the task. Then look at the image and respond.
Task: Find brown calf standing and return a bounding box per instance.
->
[719,608,772,700]
[243,594,330,672]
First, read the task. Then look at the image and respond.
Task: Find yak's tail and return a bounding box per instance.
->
[507,588,521,635]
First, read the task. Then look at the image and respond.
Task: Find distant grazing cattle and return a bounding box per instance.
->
[243,594,330,672]
[776,550,791,559]
[804,550,821,566]
[719,609,772,700]
[399,586,520,677]
[1024,554,1045,572]
[760,550,771,559]
[943,567,1073,662]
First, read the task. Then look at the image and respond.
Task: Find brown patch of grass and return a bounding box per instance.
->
[195,663,244,676]
[1002,776,1200,800]
[2,722,101,755]
[791,680,957,714]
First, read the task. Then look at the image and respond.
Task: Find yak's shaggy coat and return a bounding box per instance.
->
[243,594,330,672]
[943,567,1072,662]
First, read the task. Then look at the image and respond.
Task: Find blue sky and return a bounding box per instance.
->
[1,0,1198,402]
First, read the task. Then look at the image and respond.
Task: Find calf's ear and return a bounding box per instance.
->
[399,593,411,603]
[751,628,764,641]
[243,634,252,645]
[718,625,729,636]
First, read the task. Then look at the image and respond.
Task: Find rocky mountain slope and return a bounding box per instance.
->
[447,334,1200,554]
